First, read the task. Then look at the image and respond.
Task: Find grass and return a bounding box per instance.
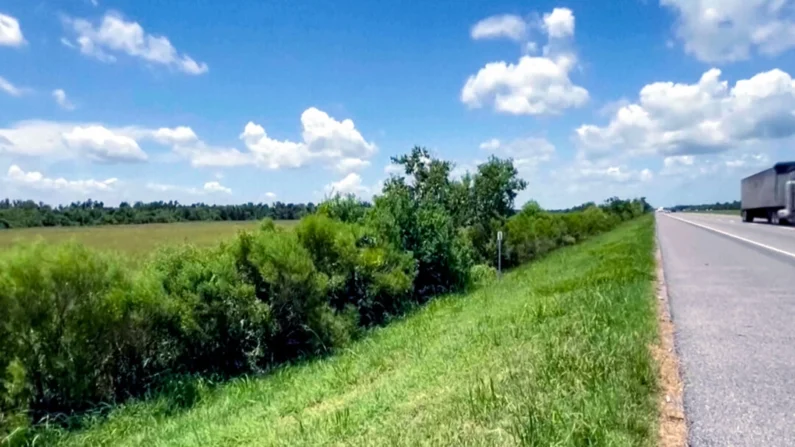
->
[0,220,297,259]
[42,216,658,447]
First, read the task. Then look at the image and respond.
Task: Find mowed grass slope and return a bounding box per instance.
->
[0,220,297,258]
[49,216,658,447]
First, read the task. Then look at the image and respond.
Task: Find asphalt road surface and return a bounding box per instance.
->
[657,213,795,446]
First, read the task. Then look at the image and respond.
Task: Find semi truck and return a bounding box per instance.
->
[741,161,795,224]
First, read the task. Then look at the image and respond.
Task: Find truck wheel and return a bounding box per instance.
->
[767,210,773,223]
[772,213,781,225]
[742,210,752,223]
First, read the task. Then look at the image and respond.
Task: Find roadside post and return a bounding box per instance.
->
[497,230,503,279]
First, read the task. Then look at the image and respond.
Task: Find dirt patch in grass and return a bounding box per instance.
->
[653,246,688,446]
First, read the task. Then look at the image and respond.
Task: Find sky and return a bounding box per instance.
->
[1,0,795,208]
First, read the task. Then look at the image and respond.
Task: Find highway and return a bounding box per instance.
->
[657,213,795,446]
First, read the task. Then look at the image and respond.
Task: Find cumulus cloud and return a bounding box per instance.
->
[264,191,277,199]
[335,157,371,173]
[6,165,117,193]
[543,8,575,38]
[463,8,587,115]
[153,126,198,145]
[576,68,795,160]
[471,14,528,41]
[480,137,555,170]
[63,12,208,74]
[238,107,376,170]
[662,0,795,63]
[0,121,152,162]
[324,173,373,198]
[0,76,26,96]
[146,180,232,196]
[63,125,148,163]
[0,13,24,47]
[52,89,76,110]
[577,165,654,184]
[203,181,231,194]
[462,55,587,115]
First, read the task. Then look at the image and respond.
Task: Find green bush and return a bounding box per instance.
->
[296,214,417,326]
[317,194,370,224]
[231,228,355,359]
[146,243,274,375]
[468,264,497,288]
[0,243,171,425]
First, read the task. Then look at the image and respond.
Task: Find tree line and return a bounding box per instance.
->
[670,200,740,212]
[0,199,319,229]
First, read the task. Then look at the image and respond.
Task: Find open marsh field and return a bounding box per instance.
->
[0,220,297,258]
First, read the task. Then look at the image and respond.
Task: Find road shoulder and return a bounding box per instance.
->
[653,244,687,446]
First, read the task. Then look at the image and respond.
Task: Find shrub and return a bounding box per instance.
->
[317,194,370,224]
[146,243,274,375]
[468,264,497,288]
[296,214,417,326]
[231,228,355,359]
[0,242,171,425]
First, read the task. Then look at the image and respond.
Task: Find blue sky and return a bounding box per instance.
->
[1,0,795,208]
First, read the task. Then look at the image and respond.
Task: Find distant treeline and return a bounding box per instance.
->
[670,200,740,212]
[549,198,654,215]
[0,199,320,229]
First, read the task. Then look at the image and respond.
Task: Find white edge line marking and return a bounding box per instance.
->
[663,214,795,260]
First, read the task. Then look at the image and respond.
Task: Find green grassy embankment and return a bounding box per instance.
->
[47,215,658,447]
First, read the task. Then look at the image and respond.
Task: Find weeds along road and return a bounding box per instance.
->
[657,213,795,447]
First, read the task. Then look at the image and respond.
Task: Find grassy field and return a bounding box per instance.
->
[43,215,659,447]
[0,220,297,258]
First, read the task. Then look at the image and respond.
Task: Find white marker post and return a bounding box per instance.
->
[497,230,503,279]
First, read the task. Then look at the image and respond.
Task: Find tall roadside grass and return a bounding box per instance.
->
[42,215,658,446]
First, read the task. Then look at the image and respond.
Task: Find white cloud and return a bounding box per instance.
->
[145,181,231,196]
[0,13,24,47]
[174,145,252,168]
[576,164,654,185]
[52,89,76,110]
[480,137,555,170]
[471,14,528,41]
[384,163,404,175]
[463,8,587,116]
[0,76,26,96]
[664,155,695,168]
[153,126,198,145]
[63,125,148,163]
[479,138,501,151]
[203,181,231,194]
[662,0,795,63]
[324,173,372,198]
[238,107,376,170]
[576,68,795,160]
[264,191,277,199]
[334,157,370,173]
[543,8,575,38]
[660,151,770,180]
[63,12,208,75]
[462,55,588,115]
[6,165,117,193]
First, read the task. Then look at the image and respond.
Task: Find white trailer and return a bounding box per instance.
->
[741,162,795,224]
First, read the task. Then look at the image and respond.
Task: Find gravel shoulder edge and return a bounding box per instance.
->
[653,243,688,446]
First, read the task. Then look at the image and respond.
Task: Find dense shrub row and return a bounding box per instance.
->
[0,147,650,440]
